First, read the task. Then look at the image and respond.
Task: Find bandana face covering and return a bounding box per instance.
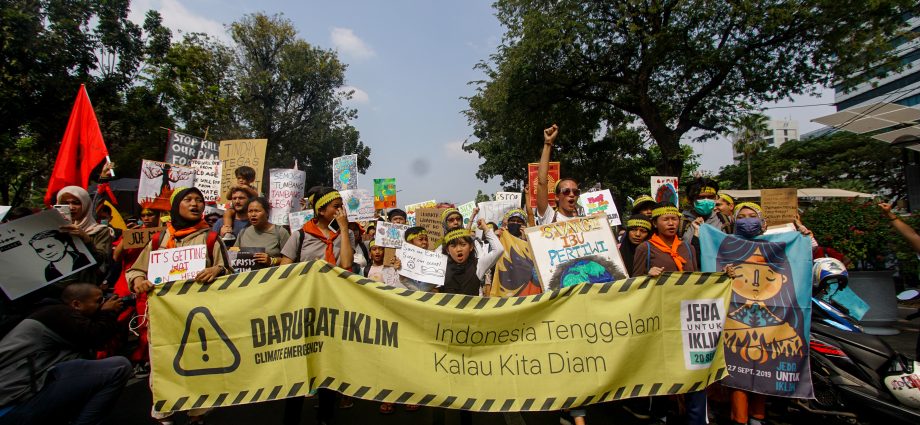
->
[694,199,716,216]
[507,222,523,237]
[734,217,764,239]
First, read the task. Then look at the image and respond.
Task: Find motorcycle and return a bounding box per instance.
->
[800,258,920,424]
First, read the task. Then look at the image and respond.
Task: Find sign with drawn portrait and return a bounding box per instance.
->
[0,209,97,299]
[138,160,197,211]
[700,224,813,398]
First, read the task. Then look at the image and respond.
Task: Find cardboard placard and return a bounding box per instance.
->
[0,210,98,299]
[219,139,268,196]
[190,159,222,203]
[332,154,359,191]
[395,243,448,285]
[147,244,208,285]
[528,162,559,209]
[288,210,314,231]
[166,130,219,166]
[524,213,629,291]
[415,208,446,247]
[760,188,798,226]
[123,226,165,249]
[651,176,679,207]
[340,189,375,222]
[138,160,197,211]
[374,220,410,249]
[373,178,397,209]
[404,200,436,214]
[268,168,306,226]
[578,189,622,226]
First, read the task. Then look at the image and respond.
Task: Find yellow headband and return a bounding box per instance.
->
[632,195,655,209]
[440,208,461,223]
[733,202,763,218]
[700,186,717,195]
[627,219,651,230]
[718,193,734,205]
[406,230,428,242]
[652,206,681,219]
[312,191,341,210]
[503,208,527,222]
[443,229,472,245]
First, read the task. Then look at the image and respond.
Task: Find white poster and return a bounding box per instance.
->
[0,206,10,222]
[332,154,359,191]
[374,220,410,249]
[138,160,197,211]
[477,200,518,226]
[495,191,522,204]
[339,189,375,222]
[524,213,629,291]
[190,159,222,203]
[147,244,208,285]
[268,168,306,226]
[577,189,622,226]
[288,210,315,231]
[651,176,680,208]
[457,201,476,228]
[396,243,448,286]
[0,209,98,299]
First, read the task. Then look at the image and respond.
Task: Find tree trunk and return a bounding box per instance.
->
[651,132,685,177]
[746,153,752,190]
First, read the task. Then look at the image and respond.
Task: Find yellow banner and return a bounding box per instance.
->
[149,262,731,413]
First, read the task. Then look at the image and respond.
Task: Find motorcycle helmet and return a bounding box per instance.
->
[812,257,848,294]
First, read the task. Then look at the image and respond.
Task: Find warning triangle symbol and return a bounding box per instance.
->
[173,306,241,377]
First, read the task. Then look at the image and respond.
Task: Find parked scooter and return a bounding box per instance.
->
[800,258,920,423]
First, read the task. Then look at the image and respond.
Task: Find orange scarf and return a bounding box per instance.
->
[649,233,687,272]
[165,221,211,249]
[302,219,338,263]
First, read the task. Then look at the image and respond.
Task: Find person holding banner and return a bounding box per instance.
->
[279,186,353,425]
[439,219,503,296]
[618,214,652,276]
[680,178,733,268]
[536,124,584,224]
[400,227,436,291]
[126,187,230,425]
[234,197,290,267]
[487,209,542,297]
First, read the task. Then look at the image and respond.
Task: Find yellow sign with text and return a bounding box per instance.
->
[149,262,731,413]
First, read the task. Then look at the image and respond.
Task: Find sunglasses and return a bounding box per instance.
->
[559,188,581,197]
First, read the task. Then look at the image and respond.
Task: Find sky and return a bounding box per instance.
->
[128,0,839,205]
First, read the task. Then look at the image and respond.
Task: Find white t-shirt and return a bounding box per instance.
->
[537,207,577,225]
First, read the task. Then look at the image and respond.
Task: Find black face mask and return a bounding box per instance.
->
[507,222,523,237]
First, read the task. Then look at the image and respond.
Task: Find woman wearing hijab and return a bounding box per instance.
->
[56,186,114,259]
[618,214,652,275]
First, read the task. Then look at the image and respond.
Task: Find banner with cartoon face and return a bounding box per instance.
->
[700,224,813,398]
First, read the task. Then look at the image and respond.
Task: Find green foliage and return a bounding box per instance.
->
[717,132,905,197]
[470,0,914,177]
[803,199,920,274]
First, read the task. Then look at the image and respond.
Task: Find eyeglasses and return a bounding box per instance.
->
[559,188,581,197]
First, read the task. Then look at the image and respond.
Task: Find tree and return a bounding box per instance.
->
[468,0,913,177]
[229,13,371,187]
[717,132,906,197]
[729,113,770,190]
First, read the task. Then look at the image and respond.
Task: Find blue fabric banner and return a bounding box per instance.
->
[700,224,814,398]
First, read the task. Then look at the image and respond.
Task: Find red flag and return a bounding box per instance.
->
[44,84,110,206]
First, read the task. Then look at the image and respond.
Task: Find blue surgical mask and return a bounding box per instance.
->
[694,199,716,216]
[734,217,764,239]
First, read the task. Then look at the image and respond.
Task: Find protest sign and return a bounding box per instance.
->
[219,139,267,195]
[0,210,98,300]
[477,200,518,226]
[166,130,219,165]
[123,227,165,249]
[525,214,629,291]
[147,244,208,285]
[760,188,798,226]
[700,224,814,398]
[651,176,679,207]
[373,178,397,209]
[578,189,622,226]
[0,206,9,222]
[138,160,197,211]
[268,169,306,226]
[229,247,266,273]
[150,262,730,413]
[415,207,446,247]
[339,189,375,222]
[190,159,222,203]
[404,200,436,214]
[489,230,542,297]
[332,155,358,191]
[374,220,410,249]
[528,162,559,209]
[288,210,314,231]
[406,212,416,227]
[457,201,476,227]
[495,191,522,205]
[395,243,448,285]
[53,205,71,223]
